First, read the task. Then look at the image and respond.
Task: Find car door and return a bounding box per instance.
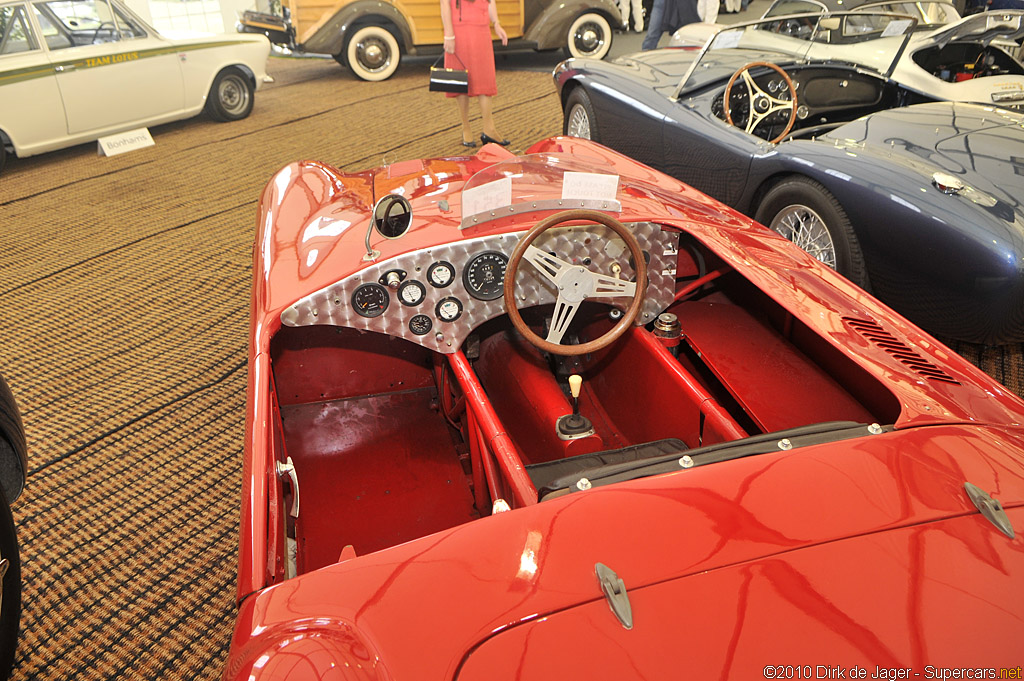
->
[661,100,758,208]
[0,0,66,154]
[31,0,183,136]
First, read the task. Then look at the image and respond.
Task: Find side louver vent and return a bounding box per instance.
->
[843,317,960,385]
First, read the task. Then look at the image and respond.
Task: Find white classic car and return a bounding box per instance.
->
[0,0,271,172]
[670,6,1024,110]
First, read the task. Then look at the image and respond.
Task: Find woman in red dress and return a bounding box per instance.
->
[440,0,509,147]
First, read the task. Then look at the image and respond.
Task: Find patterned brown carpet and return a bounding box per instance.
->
[0,56,561,680]
[0,54,1021,681]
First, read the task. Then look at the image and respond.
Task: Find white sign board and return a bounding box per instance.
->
[711,30,742,50]
[462,177,512,217]
[561,172,619,202]
[881,19,913,37]
[97,128,155,157]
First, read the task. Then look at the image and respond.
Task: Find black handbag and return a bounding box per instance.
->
[429,54,469,94]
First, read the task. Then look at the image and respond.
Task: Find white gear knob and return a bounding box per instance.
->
[569,374,583,399]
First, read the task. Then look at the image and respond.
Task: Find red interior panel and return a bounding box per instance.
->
[676,301,876,431]
[272,326,435,405]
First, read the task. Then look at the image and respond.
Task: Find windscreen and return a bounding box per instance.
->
[459,153,623,229]
[675,12,917,97]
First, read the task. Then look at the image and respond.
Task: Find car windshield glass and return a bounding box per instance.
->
[0,4,39,53]
[763,0,828,18]
[459,153,624,229]
[855,1,960,27]
[925,9,1024,45]
[33,0,145,46]
[674,12,916,97]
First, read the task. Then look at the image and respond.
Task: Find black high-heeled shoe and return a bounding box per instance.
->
[480,133,510,147]
[461,139,477,148]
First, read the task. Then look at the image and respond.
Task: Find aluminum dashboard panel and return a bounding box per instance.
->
[280,223,678,354]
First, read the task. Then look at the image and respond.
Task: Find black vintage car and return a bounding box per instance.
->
[556,13,1024,344]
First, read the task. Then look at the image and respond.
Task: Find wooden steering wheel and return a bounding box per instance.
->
[503,209,648,357]
[723,61,798,144]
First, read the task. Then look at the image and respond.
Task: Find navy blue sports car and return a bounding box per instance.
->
[555,13,1024,344]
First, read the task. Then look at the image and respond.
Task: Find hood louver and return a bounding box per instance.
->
[843,317,960,385]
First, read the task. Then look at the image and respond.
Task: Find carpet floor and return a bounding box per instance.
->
[0,54,1020,680]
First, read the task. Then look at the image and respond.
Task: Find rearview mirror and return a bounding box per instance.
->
[364,194,413,261]
[373,194,412,239]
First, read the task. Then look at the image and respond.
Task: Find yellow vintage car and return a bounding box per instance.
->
[239,0,622,81]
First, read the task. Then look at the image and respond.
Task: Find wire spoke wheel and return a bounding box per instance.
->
[566,103,592,139]
[769,204,837,269]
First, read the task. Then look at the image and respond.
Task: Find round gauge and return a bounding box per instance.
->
[398,280,426,307]
[409,314,433,336]
[462,251,508,301]
[435,296,463,323]
[351,283,389,318]
[427,261,455,288]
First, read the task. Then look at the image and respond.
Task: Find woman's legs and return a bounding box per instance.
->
[456,94,473,144]
[478,95,503,140]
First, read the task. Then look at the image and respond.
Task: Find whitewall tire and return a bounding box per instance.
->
[566,13,612,60]
[346,25,401,81]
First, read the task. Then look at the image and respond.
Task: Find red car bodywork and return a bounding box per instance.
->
[225,137,1024,680]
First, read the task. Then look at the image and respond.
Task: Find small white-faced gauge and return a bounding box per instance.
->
[463,251,508,301]
[398,280,426,306]
[409,314,433,336]
[435,296,463,322]
[427,261,455,288]
[351,283,389,318]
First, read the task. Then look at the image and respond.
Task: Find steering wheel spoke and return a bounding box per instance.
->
[524,245,573,284]
[546,295,580,344]
[592,273,637,298]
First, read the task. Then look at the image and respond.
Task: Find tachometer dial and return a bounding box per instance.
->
[409,314,433,336]
[398,280,426,306]
[427,261,455,288]
[435,296,463,322]
[463,251,508,301]
[351,283,389,318]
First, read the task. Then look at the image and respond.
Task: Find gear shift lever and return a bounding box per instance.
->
[557,374,594,439]
[569,374,582,416]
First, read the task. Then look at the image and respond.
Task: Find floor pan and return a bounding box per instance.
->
[280,388,479,571]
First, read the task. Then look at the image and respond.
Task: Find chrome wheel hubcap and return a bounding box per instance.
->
[360,40,389,70]
[575,24,604,54]
[567,104,591,139]
[769,204,836,269]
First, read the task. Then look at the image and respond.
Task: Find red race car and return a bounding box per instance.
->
[224,137,1024,680]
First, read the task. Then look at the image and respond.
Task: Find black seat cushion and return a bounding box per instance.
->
[527,438,687,500]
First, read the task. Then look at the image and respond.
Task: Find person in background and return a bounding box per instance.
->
[440,0,510,147]
[697,0,719,23]
[620,0,645,31]
[642,0,700,49]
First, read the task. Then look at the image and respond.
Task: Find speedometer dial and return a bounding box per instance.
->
[352,283,389,318]
[463,251,508,301]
